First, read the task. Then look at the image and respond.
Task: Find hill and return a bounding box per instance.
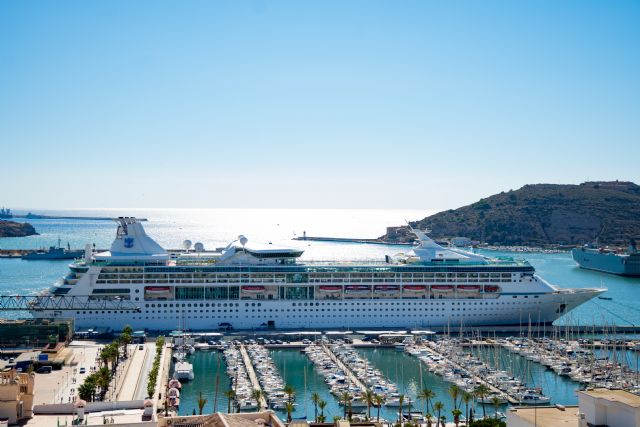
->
[0,220,38,238]
[382,181,640,246]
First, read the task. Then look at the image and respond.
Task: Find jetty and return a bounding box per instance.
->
[239,345,267,410]
[320,344,369,394]
[407,342,520,404]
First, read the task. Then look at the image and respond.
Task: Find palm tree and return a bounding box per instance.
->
[251,389,264,410]
[318,399,327,423]
[78,381,96,402]
[374,394,384,421]
[198,391,208,415]
[425,412,433,427]
[223,390,236,413]
[474,385,489,419]
[311,392,321,422]
[451,408,462,427]
[461,392,471,425]
[122,325,133,335]
[364,390,374,420]
[491,396,501,419]
[340,391,352,419]
[284,385,295,404]
[418,388,436,416]
[397,394,405,424]
[439,415,446,427]
[285,402,295,424]
[433,401,444,427]
[448,385,461,410]
[332,416,341,423]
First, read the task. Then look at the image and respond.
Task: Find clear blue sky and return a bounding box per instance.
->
[1,1,638,210]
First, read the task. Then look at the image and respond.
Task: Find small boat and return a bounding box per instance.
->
[403,285,426,292]
[145,286,171,294]
[319,285,342,292]
[456,285,481,291]
[374,285,400,293]
[241,285,266,293]
[431,285,454,291]
[174,361,194,381]
[344,285,371,294]
[598,296,613,300]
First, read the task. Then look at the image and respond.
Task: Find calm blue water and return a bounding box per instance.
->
[1,209,639,326]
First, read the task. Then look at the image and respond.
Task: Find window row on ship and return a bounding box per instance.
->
[94,271,523,285]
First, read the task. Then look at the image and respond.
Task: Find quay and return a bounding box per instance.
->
[239,345,267,410]
[292,235,409,246]
[320,344,369,394]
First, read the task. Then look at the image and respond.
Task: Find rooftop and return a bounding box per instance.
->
[508,406,580,426]
[578,388,640,408]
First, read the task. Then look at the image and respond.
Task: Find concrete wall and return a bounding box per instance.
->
[578,394,640,427]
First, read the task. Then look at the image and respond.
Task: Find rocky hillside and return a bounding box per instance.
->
[382,181,640,246]
[0,220,38,238]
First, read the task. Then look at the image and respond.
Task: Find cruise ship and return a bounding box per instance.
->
[34,217,604,331]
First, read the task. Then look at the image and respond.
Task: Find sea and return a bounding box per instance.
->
[2,208,640,417]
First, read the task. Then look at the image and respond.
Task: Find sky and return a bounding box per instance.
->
[1,0,639,211]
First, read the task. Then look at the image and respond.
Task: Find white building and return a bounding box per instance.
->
[577,388,640,427]
[506,388,640,427]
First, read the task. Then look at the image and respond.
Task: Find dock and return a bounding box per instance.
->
[320,344,369,394]
[239,345,267,409]
[413,343,519,404]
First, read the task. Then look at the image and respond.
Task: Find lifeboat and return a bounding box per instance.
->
[403,285,426,292]
[374,285,400,293]
[145,286,171,294]
[430,285,454,291]
[484,285,500,292]
[319,285,342,292]
[457,285,481,291]
[345,285,371,294]
[241,286,266,293]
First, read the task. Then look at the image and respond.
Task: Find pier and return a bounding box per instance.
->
[239,345,267,410]
[409,342,520,404]
[320,344,369,394]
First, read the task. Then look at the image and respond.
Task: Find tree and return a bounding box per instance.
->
[491,397,501,419]
[311,392,321,422]
[340,392,352,419]
[251,389,264,409]
[284,385,295,404]
[448,385,461,410]
[452,408,462,427]
[397,394,405,424]
[318,400,327,423]
[474,385,489,419]
[439,415,446,427]
[374,394,384,421]
[461,392,472,425]
[122,325,133,335]
[198,391,208,415]
[224,390,236,413]
[364,390,374,420]
[78,381,96,402]
[285,402,295,424]
[468,419,506,427]
[418,388,436,416]
[433,401,444,427]
[425,413,433,427]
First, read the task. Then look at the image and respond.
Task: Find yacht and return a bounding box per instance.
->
[33,217,605,330]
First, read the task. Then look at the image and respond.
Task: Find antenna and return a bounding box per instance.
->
[238,235,248,247]
[182,240,192,252]
[194,242,204,253]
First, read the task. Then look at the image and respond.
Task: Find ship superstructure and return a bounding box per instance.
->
[34,217,604,330]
